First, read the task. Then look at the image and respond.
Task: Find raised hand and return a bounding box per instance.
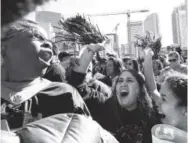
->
[143,47,154,59]
[88,39,111,52]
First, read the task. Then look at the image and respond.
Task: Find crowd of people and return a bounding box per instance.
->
[1,19,187,143]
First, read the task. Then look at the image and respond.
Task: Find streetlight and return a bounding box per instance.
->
[88,9,149,56]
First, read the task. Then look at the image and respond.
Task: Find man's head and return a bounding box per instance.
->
[168,51,180,69]
[58,52,74,69]
[122,57,131,69]
[1,19,53,81]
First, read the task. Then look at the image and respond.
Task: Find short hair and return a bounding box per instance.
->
[168,51,180,59]
[108,57,124,75]
[122,57,131,63]
[165,74,187,107]
[129,58,140,72]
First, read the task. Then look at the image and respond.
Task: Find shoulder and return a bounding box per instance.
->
[16,113,118,143]
[48,63,65,72]
[180,64,188,73]
[161,66,171,74]
[40,82,78,96]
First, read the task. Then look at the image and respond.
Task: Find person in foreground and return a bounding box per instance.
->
[94,69,160,143]
[1,19,91,129]
[65,41,160,143]
[1,113,119,143]
[143,47,187,143]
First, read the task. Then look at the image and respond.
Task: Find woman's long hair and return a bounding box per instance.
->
[112,69,155,119]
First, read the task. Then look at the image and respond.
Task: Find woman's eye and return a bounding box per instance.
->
[118,79,123,83]
[127,79,133,82]
[34,33,46,41]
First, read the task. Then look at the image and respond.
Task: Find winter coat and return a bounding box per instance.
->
[67,71,112,119]
[1,79,90,130]
[1,113,119,143]
[91,96,160,143]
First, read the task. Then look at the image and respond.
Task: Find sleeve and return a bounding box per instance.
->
[43,63,66,82]
[77,82,110,103]
[67,71,110,102]
[67,71,86,87]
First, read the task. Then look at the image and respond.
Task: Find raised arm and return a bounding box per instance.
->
[143,48,161,101]
[74,44,104,74]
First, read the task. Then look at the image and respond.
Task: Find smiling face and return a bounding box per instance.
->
[159,81,187,130]
[115,71,140,110]
[2,22,53,81]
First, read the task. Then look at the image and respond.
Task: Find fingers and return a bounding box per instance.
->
[143,47,154,56]
[88,43,104,52]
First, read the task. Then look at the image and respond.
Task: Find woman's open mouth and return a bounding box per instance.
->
[38,48,53,66]
[158,110,166,119]
[120,90,129,97]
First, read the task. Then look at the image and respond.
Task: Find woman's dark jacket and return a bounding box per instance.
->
[15,113,119,143]
[67,71,112,119]
[95,96,160,143]
[43,62,66,82]
[1,82,90,129]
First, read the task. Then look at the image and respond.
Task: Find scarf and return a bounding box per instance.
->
[1,78,51,105]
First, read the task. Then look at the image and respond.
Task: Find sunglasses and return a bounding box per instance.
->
[168,59,177,62]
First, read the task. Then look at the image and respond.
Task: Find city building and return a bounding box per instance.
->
[128,21,144,58]
[120,44,129,57]
[36,11,62,37]
[36,11,79,53]
[172,7,181,45]
[172,4,187,50]
[105,33,120,57]
[144,13,160,37]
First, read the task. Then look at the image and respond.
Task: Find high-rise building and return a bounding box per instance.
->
[36,11,62,35]
[35,11,77,53]
[120,44,129,57]
[128,21,144,58]
[172,7,181,45]
[105,33,119,57]
[144,13,160,37]
[172,4,187,50]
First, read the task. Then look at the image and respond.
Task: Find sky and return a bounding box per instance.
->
[26,0,185,46]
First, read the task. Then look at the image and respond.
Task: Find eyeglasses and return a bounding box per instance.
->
[2,28,48,42]
[168,59,177,62]
[1,29,29,42]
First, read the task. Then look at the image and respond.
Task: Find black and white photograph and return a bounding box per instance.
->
[1,0,188,142]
